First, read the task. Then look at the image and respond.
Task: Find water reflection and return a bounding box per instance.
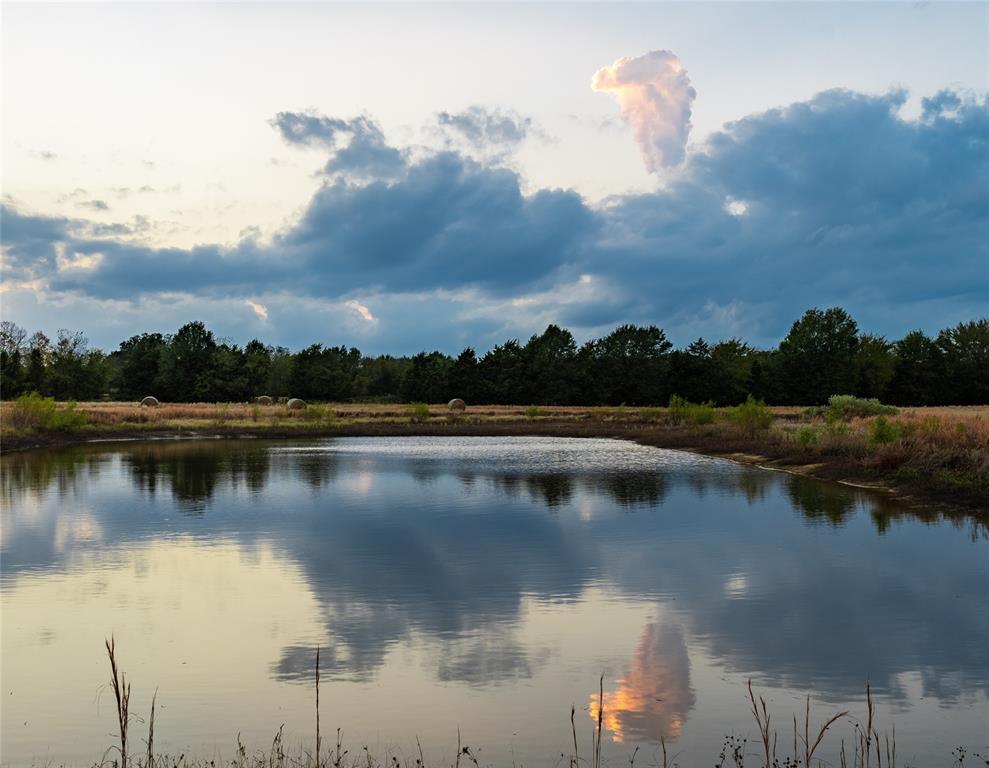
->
[2,437,987,765]
[5,438,958,525]
[591,619,695,742]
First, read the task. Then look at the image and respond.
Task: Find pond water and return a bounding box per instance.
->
[1,437,987,767]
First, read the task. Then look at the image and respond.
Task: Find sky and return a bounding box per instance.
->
[1,1,987,354]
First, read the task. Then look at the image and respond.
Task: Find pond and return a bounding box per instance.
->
[1,437,987,766]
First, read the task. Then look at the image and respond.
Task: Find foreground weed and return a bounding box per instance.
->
[408,403,431,423]
[92,638,979,768]
[5,392,88,432]
[870,416,898,445]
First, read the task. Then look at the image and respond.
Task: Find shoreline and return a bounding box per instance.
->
[3,417,985,517]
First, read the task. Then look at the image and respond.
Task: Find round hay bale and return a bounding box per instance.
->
[140,396,160,407]
[255,395,274,406]
[447,398,467,412]
[286,398,306,411]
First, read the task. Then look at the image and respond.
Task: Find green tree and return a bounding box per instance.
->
[669,338,716,404]
[0,322,27,399]
[290,344,362,401]
[477,340,526,403]
[243,339,272,397]
[886,330,943,405]
[855,334,896,400]
[157,321,219,401]
[400,351,453,402]
[0,321,27,357]
[24,332,51,395]
[778,307,860,404]
[709,339,757,405]
[523,325,579,404]
[46,330,108,400]
[0,349,24,398]
[447,347,480,403]
[113,333,167,400]
[356,355,409,400]
[267,347,295,398]
[936,319,989,405]
[584,324,672,405]
[213,344,249,401]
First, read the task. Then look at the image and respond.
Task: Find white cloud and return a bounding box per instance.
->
[245,299,269,321]
[592,50,696,172]
[344,299,375,322]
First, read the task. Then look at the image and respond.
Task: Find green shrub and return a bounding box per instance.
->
[667,395,688,425]
[826,395,897,422]
[687,401,716,426]
[870,416,898,445]
[601,404,627,420]
[797,425,818,448]
[525,405,542,419]
[6,393,88,432]
[668,395,716,426]
[212,404,231,426]
[639,407,664,422]
[825,419,850,437]
[408,402,431,423]
[730,395,773,436]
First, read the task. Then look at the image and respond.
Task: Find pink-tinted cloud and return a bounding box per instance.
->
[592,50,696,172]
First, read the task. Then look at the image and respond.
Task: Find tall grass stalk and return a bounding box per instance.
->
[593,674,603,768]
[146,689,157,768]
[105,636,131,768]
[316,646,322,768]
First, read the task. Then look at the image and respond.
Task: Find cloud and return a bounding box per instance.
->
[272,111,406,179]
[345,300,375,322]
[436,106,538,160]
[271,111,357,147]
[271,151,593,295]
[2,87,987,351]
[591,49,696,172]
[76,199,110,212]
[245,299,269,321]
[56,188,89,203]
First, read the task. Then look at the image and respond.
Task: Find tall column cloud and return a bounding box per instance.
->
[592,50,697,172]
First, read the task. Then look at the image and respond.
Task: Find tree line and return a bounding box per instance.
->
[1,308,987,406]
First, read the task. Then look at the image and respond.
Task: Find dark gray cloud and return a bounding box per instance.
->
[271,110,358,146]
[75,199,110,212]
[273,151,594,294]
[584,88,989,338]
[2,88,987,348]
[323,127,405,179]
[272,111,406,179]
[0,204,72,280]
[437,106,535,150]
